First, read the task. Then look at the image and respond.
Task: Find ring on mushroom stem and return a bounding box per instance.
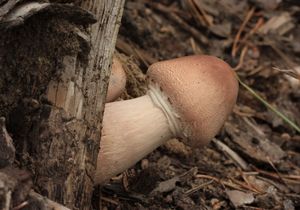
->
[96,55,239,184]
[106,56,126,102]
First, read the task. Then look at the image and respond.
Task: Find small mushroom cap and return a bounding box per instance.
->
[147,55,238,146]
[106,57,126,102]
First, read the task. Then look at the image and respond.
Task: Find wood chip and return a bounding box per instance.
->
[259,12,295,35]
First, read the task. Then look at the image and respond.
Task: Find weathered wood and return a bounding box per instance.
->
[0,166,72,209]
[0,122,71,210]
[0,0,124,209]
[0,167,32,210]
[0,117,15,168]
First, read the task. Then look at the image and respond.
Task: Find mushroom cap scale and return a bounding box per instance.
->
[147,55,238,146]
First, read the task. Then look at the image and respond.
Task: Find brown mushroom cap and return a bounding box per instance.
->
[147,55,238,146]
[106,57,127,102]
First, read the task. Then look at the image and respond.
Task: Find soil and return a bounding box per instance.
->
[98,0,300,209]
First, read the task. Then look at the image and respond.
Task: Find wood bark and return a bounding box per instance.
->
[0,0,124,209]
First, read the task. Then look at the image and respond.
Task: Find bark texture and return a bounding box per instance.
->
[0,0,124,209]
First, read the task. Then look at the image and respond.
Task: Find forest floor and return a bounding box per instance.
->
[97,0,300,210]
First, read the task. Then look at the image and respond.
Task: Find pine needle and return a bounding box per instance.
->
[236,75,300,133]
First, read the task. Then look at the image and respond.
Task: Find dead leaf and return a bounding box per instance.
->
[151,176,180,194]
[226,190,254,207]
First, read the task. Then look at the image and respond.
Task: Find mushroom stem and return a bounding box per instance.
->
[95,91,173,184]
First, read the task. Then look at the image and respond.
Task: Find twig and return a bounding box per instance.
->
[243,206,278,210]
[268,42,296,71]
[234,17,264,55]
[100,196,119,205]
[191,0,212,27]
[260,39,299,77]
[233,105,256,117]
[195,174,258,192]
[266,157,299,193]
[232,7,255,57]
[240,171,264,193]
[116,39,157,68]
[243,117,265,136]
[148,2,208,45]
[273,67,300,80]
[253,167,300,184]
[212,138,249,170]
[230,178,262,193]
[12,201,29,210]
[232,17,264,71]
[233,45,248,71]
[185,0,206,26]
[29,191,71,210]
[184,180,214,195]
[189,38,204,54]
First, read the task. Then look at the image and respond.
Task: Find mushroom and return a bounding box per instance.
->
[106,56,127,102]
[95,55,239,184]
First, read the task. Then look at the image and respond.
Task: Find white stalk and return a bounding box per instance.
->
[95,85,180,184]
